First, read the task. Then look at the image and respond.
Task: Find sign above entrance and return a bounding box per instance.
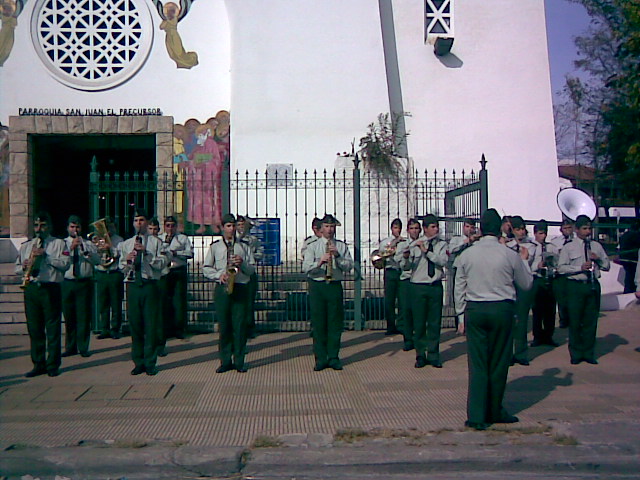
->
[18,108,163,116]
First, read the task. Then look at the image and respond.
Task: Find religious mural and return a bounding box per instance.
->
[0,124,9,236]
[173,110,229,234]
[0,0,25,67]
[153,0,198,69]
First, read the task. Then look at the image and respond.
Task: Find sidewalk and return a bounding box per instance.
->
[1,304,639,478]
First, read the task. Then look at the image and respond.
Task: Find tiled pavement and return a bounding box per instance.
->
[1,306,639,449]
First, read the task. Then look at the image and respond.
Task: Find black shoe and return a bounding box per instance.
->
[328,358,343,371]
[385,329,401,336]
[80,352,91,358]
[559,322,568,329]
[175,333,185,340]
[25,367,47,378]
[216,363,234,374]
[570,358,582,365]
[583,358,598,365]
[314,362,327,372]
[415,356,427,368]
[402,342,414,352]
[530,339,543,347]
[146,366,159,376]
[61,350,77,357]
[495,414,519,424]
[157,346,168,357]
[47,369,60,377]
[545,339,560,347]
[236,365,248,373]
[97,333,111,339]
[427,359,443,368]
[131,366,146,375]
[511,357,529,366]
[465,420,490,431]
[111,332,121,339]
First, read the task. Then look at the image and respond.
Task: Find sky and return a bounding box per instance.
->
[544,0,593,100]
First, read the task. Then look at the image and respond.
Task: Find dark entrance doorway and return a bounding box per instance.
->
[31,134,155,235]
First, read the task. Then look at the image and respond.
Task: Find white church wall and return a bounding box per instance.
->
[392,0,560,221]
[0,0,231,125]
[225,0,390,173]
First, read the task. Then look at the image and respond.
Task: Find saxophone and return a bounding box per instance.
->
[20,234,43,289]
[225,239,239,294]
[325,238,334,283]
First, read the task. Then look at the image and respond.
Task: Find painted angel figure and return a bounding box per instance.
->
[0,0,25,67]
[154,0,198,69]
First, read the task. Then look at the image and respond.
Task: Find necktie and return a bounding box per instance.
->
[134,236,143,285]
[563,237,570,245]
[427,240,435,277]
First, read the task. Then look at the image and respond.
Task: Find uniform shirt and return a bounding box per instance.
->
[63,236,101,279]
[393,237,416,280]
[448,235,474,256]
[118,234,167,282]
[374,235,404,271]
[303,236,353,282]
[15,235,70,283]
[239,233,264,263]
[506,236,538,268]
[301,235,320,259]
[531,240,560,277]
[160,232,193,269]
[549,232,575,251]
[203,238,255,284]
[453,235,533,315]
[95,233,123,272]
[403,235,448,284]
[557,236,610,282]
[635,249,640,291]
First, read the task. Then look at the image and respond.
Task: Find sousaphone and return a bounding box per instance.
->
[556,188,597,221]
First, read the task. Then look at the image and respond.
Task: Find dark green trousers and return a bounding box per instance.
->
[466,300,515,424]
[532,278,556,343]
[246,273,259,335]
[61,278,93,355]
[384,268,401,332]
[24,282,62,371]
[308,280,344,364]
[566,279,600,362]
[127,281,159,370]
[165,266,189,337]
[553,276,570,326]
[96,270,124,336]
[156,274,170,348]
[410,282,443,362]
[214,283,249,368]
[513,286,534,362]
[398,279,413,345]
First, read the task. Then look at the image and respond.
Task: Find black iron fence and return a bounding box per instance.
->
[89,156,488,332]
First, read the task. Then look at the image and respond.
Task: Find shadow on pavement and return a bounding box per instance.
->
[505,367,573,415]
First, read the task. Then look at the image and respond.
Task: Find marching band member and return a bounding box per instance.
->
[404,214,448,369]
[61,215,100,359]
[530,220,560,347]
[203,214,255,373]
[148,218,171,357]
[119,210,167,376]
[95,218,124,340]
[303,214,353,371]
[373,218,403,336]
[506,216,536,366]
[549,218,575,328]
[557,215,610,365]
[454,208,533,430]
[448,218,479,331]
[16,212,70,377]
[161,215,194,340]
[394,218,421,351]
[237,215,263,339]
[301,217,322,259]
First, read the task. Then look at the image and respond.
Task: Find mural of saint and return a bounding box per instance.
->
[157,1,198,69]
[0,0,22,67]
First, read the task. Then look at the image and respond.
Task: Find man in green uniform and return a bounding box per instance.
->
[15,212,70,377]
[303,214,353,371]
[119,210,167,376]
[204,214,255,372]
[237,215,263,339]
[394,218,421,351]
[557,214,610,365]
[454,208,533,430]
[95,218,124,339]
[549,219,575,328]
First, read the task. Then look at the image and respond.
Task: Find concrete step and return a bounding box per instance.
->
[0,292,23,303]
[0,283,22,293]
[0,302,24,313]
[0,312,26,324]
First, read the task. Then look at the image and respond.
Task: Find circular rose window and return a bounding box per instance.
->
[31,0,153,91]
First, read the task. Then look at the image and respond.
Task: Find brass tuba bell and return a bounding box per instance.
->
[88,218,116,268]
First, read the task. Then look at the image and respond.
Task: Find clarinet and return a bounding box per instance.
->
[584,239,597,291]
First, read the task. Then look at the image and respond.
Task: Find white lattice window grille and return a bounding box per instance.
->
[425,0,454,42]
[31,0,153,91]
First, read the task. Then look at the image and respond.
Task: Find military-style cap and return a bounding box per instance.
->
[320,214,341,226]
[422,214,439,227]
[575,214,592,228]
[164,215,177,224]
[510,216,526,229]
[463,218,476,226]
[534,219,548,233]
[221,213,236,225]
[237,215,256,227]
[133,208,148,219]
[481,209,502,236]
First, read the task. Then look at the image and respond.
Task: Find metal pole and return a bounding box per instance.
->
[479,154,489,215]
[353,152,362,331]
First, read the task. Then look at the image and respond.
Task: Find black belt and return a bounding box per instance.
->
[414,280,442,287]
[64,277,91,282]
[96,270,121,274]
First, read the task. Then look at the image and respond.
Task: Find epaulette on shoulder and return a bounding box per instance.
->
[210,237,223,246]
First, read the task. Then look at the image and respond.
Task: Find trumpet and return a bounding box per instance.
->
[88,218,115,267]
[371,236,406,269]
[225,239,239,294]
[20,233,43,289]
